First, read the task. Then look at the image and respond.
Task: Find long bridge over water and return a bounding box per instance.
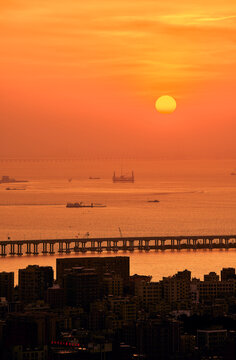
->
[0,235,236,256]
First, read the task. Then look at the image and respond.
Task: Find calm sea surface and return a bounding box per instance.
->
[0,159,236,283]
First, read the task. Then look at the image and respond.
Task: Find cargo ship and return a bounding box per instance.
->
[66,202,106,208]
[0,176,28,184]
[112,171,134,183]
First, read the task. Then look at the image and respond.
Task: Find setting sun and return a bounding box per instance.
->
[155,96,177,114]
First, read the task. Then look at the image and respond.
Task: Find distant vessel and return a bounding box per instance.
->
[89,177,101,180]
[68,178,72,182]
[5,187,26,190]
[0,176,28,184]
[230,172,236,176]
[112,171,134,183]
[147,200,160,203]
[66,202,106,208]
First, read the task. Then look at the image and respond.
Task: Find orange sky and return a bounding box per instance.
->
[0,0,236,159]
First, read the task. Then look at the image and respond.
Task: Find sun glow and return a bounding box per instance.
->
[155,96,177,114]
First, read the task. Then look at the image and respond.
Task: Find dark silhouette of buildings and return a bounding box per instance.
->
[0,272,14,302]
[56,256,130,285]
[46,285,65,309]
[136,318,180,359]
[221,267,236,281]
[63,267,100,309]
[19,265,53,304]
[1,260,236,359]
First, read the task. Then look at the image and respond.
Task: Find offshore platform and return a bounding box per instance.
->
[112,171,134,183]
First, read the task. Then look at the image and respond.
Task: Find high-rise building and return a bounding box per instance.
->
[129,274,152,295]
[108,297,137,321]
[221,268,236,281]
[56,256,130,285]
[46,284,65,309]
[18,265,53,304]
[204,272,219,282]
[135,280,162,308]
[0,272,14,302]
[63,267,100,309]
[162,270,191,304]
[103,273,124,296]
[198,279,236,299]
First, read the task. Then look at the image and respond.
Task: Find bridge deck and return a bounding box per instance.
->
[1,234,236,246]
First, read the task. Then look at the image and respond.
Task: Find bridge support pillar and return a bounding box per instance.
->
[65,242,71,253]
[225,238,229,248]
[123,239,127,250]
[155,239,159,249]
[17,244,23,256]
[107,239,112,251]
[1,244,6,256]
[49,243,55,254]
[177,239,181,250]
[129,240,134,251]
[145,240,150,251]
[81,241,87,253]
[97,241,102,252]
[113,241,118,252]
[91,240,96,252]
[58,242,64,253]
[42,242,48,254]
[10,244,15,255]
[33,243,38,255]
[161,239,165,250]
[26,243,32,255]
[138,239,143,250]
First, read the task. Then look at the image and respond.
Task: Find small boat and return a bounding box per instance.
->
[147,200,160,203]
[0,176,28,184]
[68,178,72,182]
[230,172,236,176]
[89,177,101,180]
[66,202,106,208]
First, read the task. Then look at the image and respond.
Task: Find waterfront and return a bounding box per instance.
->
[0,159,236,282]
[1,249,236,284]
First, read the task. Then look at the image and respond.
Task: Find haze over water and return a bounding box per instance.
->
[0,159,236,283]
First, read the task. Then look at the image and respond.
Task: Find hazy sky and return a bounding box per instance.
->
[1,0,236,159]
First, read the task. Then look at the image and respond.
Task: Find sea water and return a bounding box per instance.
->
[0,159,236,283]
